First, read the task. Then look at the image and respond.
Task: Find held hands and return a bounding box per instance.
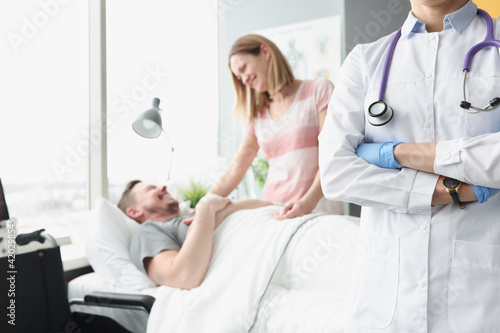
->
[355,142,403,169]
[182,194,231,226]
[197,193,232,211]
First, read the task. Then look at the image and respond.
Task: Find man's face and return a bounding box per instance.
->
[131,182,179,220]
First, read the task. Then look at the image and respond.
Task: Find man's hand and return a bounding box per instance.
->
[182,216,195,225]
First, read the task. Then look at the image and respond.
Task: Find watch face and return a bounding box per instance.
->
[443,177,460,189]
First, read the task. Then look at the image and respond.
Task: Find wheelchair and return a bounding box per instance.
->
[0,229,155,333]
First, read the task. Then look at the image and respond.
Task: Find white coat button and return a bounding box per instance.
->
[426,73,433,79]
[423,122,431,128]
[429,34,436,40]
[420,224,428,230]
[418,280,426,288]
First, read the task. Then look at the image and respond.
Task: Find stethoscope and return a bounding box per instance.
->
[368,9,500,126]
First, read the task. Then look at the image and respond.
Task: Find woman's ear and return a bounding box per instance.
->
[260,44,271,61]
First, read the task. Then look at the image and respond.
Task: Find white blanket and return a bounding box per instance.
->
[147,206,318,333]
[250,214,359,332]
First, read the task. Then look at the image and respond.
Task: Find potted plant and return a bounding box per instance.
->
[178,178,209,208]
[251,153,269,189]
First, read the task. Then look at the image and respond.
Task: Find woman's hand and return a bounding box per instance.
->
[274,199,314,220]
[197,194,232,212]
[182,194,231,226]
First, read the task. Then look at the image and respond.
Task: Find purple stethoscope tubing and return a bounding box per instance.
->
[373,8,500,123]
[463,9,500,72]
[379,29,401,101]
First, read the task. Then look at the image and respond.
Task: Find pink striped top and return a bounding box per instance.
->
[248,78,339,210]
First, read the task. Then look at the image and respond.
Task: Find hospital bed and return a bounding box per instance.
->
[66,197,360,332]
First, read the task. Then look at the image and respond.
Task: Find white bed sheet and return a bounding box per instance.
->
[250,214,359,332]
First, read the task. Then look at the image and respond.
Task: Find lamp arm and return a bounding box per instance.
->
[162,129,175,180]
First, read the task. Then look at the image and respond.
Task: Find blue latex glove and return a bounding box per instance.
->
[355,143,382,166]
[471,185,500,203]
[356,142,403,169]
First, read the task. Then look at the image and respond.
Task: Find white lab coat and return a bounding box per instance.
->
[319,3,500,332]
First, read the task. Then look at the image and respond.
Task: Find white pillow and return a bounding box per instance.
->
[87,196,156,290]
[66,210,97,251]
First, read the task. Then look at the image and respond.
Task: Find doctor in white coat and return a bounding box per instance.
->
[319,0,500,332]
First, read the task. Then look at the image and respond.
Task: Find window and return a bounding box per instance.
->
[0,0,220,231]
[0,0,89,230]
[106,0,219,201]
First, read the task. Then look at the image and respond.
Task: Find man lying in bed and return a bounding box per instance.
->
[117,180,270,290]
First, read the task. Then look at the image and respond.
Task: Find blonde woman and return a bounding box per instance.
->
[210,34,343,219]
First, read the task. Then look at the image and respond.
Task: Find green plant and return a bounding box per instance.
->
[251,154,269,188]
[178,178,209,208]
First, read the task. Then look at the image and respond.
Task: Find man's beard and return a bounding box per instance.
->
[166,201,180,215]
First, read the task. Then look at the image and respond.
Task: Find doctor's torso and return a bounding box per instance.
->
[343,12,500,333]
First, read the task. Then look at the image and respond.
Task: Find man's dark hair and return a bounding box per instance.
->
[117,180,142,214]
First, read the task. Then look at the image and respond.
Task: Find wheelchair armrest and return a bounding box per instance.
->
[84,292,156,313]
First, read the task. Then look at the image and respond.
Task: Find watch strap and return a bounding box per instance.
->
[448,189,465,209]
[449,190,461,205]
[443,178,465,209]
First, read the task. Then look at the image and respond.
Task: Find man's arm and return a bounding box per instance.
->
[144,195,230,290]
[183,198,272,228]
[214,198,272,228]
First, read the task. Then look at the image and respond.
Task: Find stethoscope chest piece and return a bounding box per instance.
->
[368,100,394,126]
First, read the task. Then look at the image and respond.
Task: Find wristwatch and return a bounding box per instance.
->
[442,177,464,209]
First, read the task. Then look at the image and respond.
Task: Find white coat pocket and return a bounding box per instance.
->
[352,232,400,329]
[448,239,500,332]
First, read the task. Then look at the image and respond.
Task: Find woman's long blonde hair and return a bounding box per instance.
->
[229,34,295,123]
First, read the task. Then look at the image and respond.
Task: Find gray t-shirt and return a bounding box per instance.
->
[129,215,191,274]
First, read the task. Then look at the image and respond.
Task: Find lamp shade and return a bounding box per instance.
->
[132,98,163,138]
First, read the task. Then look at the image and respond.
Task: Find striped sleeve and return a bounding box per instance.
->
[314,78,334,113]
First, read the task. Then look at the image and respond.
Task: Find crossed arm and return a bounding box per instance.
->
[144,196,270,290]
[356,141,490,206]
[391,143,478,205]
